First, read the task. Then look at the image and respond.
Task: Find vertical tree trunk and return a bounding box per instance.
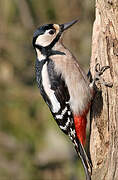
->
[90,0,118,180]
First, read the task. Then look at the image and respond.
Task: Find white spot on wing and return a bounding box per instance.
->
[59,117,70,131]
[68,111,71,115]
[56,114,63,119]
[59,126,67,131]
[69,135,73,140]
[74,139,78,148]
[66,117,70,126]
[42,62,60,113]
[62,107,67,114]
[70,129,76,138]
[56,107,67,119]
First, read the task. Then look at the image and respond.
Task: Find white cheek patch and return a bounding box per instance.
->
[35,30,55,47]
[35,35,50,47]
[42,62,60,113]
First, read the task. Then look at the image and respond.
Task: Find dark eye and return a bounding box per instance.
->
[49,29,55,35]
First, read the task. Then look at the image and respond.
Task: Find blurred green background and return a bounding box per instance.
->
[0,0,94,179]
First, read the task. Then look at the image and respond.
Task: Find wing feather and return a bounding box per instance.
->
[47,59,70,107]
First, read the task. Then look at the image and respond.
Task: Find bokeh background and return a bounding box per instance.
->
[0,0,94,179]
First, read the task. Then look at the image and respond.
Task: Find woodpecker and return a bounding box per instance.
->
[32,19,111,180]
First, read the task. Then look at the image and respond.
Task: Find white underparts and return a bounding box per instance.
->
[41,62,61,113]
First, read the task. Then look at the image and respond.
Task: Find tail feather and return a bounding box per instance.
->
[73,137,92,180]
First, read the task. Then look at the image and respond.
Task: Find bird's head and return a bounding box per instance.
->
[32,19,79,50]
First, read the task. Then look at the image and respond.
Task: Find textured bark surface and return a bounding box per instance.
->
[90,0,118,180]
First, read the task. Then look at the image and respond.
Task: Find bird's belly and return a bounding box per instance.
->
[69,82,92,115]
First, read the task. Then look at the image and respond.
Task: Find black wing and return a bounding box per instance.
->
[47,59,74,134]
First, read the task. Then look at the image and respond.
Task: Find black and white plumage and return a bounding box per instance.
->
[33,20,93,180]
[35,56,74,135]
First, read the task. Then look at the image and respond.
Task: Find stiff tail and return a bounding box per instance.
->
[73,137,92,180]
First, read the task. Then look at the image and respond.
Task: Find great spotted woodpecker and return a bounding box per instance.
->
[32,19,111,180]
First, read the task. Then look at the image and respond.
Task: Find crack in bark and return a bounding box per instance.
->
[106,88,110,132]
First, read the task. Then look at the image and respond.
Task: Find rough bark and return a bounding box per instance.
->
[90,0,118,180]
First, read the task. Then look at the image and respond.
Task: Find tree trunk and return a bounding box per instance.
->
[90,0,118,180]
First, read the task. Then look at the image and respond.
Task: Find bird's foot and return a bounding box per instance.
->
[93,63,113,87]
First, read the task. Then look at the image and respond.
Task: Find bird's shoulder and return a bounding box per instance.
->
[47,59,70,107]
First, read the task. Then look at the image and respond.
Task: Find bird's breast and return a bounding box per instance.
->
[51,50,93,115]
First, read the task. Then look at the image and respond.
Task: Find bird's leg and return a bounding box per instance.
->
[89,63,113,88]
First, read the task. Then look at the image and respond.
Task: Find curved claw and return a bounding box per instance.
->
[95,63,101,73]
[95,63,110,75]
[93,63,113,87]
[101,66,110,73]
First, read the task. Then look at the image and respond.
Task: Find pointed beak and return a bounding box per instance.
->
[60,19,79,31]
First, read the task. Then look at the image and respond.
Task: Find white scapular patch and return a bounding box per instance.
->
[50,93,61,113]
[59,117,70,131]
[42,62,60,113]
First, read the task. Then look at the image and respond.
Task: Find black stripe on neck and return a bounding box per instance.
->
[35,45,65,57]
[34,30,65,57]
